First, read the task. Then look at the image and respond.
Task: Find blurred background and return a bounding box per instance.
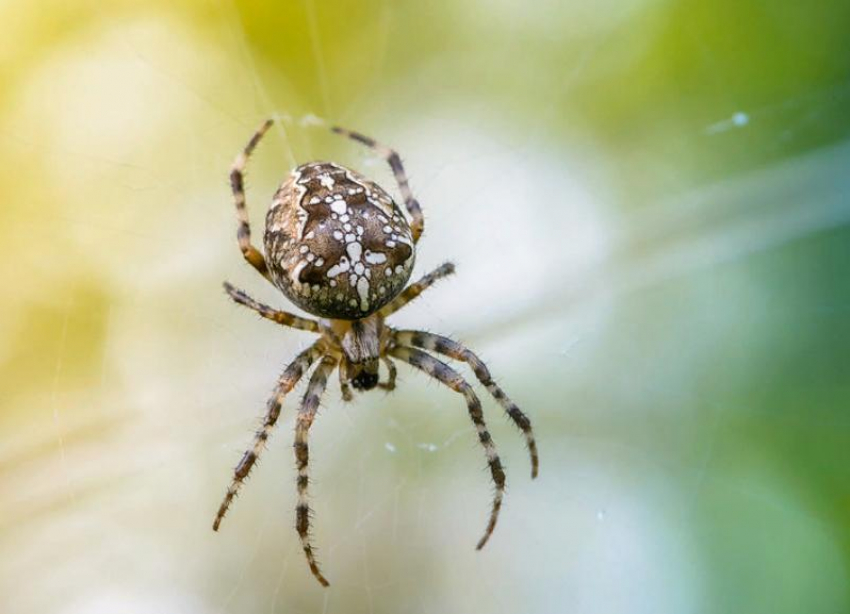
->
[1,0,849,612]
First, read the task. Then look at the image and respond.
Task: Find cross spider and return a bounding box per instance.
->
[213,119,539,586]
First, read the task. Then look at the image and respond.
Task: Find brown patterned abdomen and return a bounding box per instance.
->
[264,162,416,319]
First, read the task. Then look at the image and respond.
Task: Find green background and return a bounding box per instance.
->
[1,0,848,612]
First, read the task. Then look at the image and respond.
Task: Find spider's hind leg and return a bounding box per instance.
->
[390,345,505,550]
[330,125,424,244]
[395,330,538,479]
[230,119,276,281]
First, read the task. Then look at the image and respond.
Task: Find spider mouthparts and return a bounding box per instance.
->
[352,371,379,390]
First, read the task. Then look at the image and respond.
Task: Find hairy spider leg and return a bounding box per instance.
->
[330,126,425,244]
[378,357,397,391]
[379,262,455,317]
[338,367,354,402]
[231,118,274,281]
[213,342,324,531]
[223,282,320,332]
[294,355,338,586]
[390,346,506,550]
[394,330,538,479]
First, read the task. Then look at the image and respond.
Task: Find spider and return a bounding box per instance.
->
[213,118,539,586]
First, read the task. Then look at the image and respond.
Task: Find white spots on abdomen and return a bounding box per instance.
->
[326,256,351,277]
[365,251,387,265]
[346,242,362,262]
[322,237,394,312]
[356,277,370,311]
[327,240,372,311]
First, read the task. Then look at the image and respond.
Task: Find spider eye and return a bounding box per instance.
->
[351,371,379,390]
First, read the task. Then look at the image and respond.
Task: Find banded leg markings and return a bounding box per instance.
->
[213,341,324,531]
[379,262,455,317]
[294,355,338,587]
[390,345,505,550]
[231,118,274,280]
[379,357,397,391]
[223,282,319,332]
[330,126,424,243]
[394,330,538,478]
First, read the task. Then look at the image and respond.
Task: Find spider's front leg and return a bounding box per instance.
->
[394,330,538,478]
[338,367,354,402]
[390,345,506,549]
[294,355,338,587]
[213,341,324,531]
[378,357,397,391]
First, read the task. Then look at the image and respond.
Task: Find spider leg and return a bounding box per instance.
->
[378,262,456,317]
[231,118,274,281]
[294,355,338,587]
[338,366,353,402]
[213,341,324,531]
[394,331,538,479]
[378,357,397,391]
[390,346,505,550]
[223,282,319,333]
[330,125,424,243]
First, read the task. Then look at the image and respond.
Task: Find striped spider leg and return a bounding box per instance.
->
[392,331,538,479]
[378,357,397,391]
[230,118,274,282]
[388,345,506,549]
[378,261,456,317]
[213,341,326,531]
[222,282,320,333]
[294,354,339,587]
[331,126,425,244]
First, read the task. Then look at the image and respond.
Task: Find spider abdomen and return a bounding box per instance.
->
[264,162,415,319]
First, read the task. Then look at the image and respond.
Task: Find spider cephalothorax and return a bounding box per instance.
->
[214,119,538,587]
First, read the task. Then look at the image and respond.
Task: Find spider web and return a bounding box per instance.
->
[1,1,850,614]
